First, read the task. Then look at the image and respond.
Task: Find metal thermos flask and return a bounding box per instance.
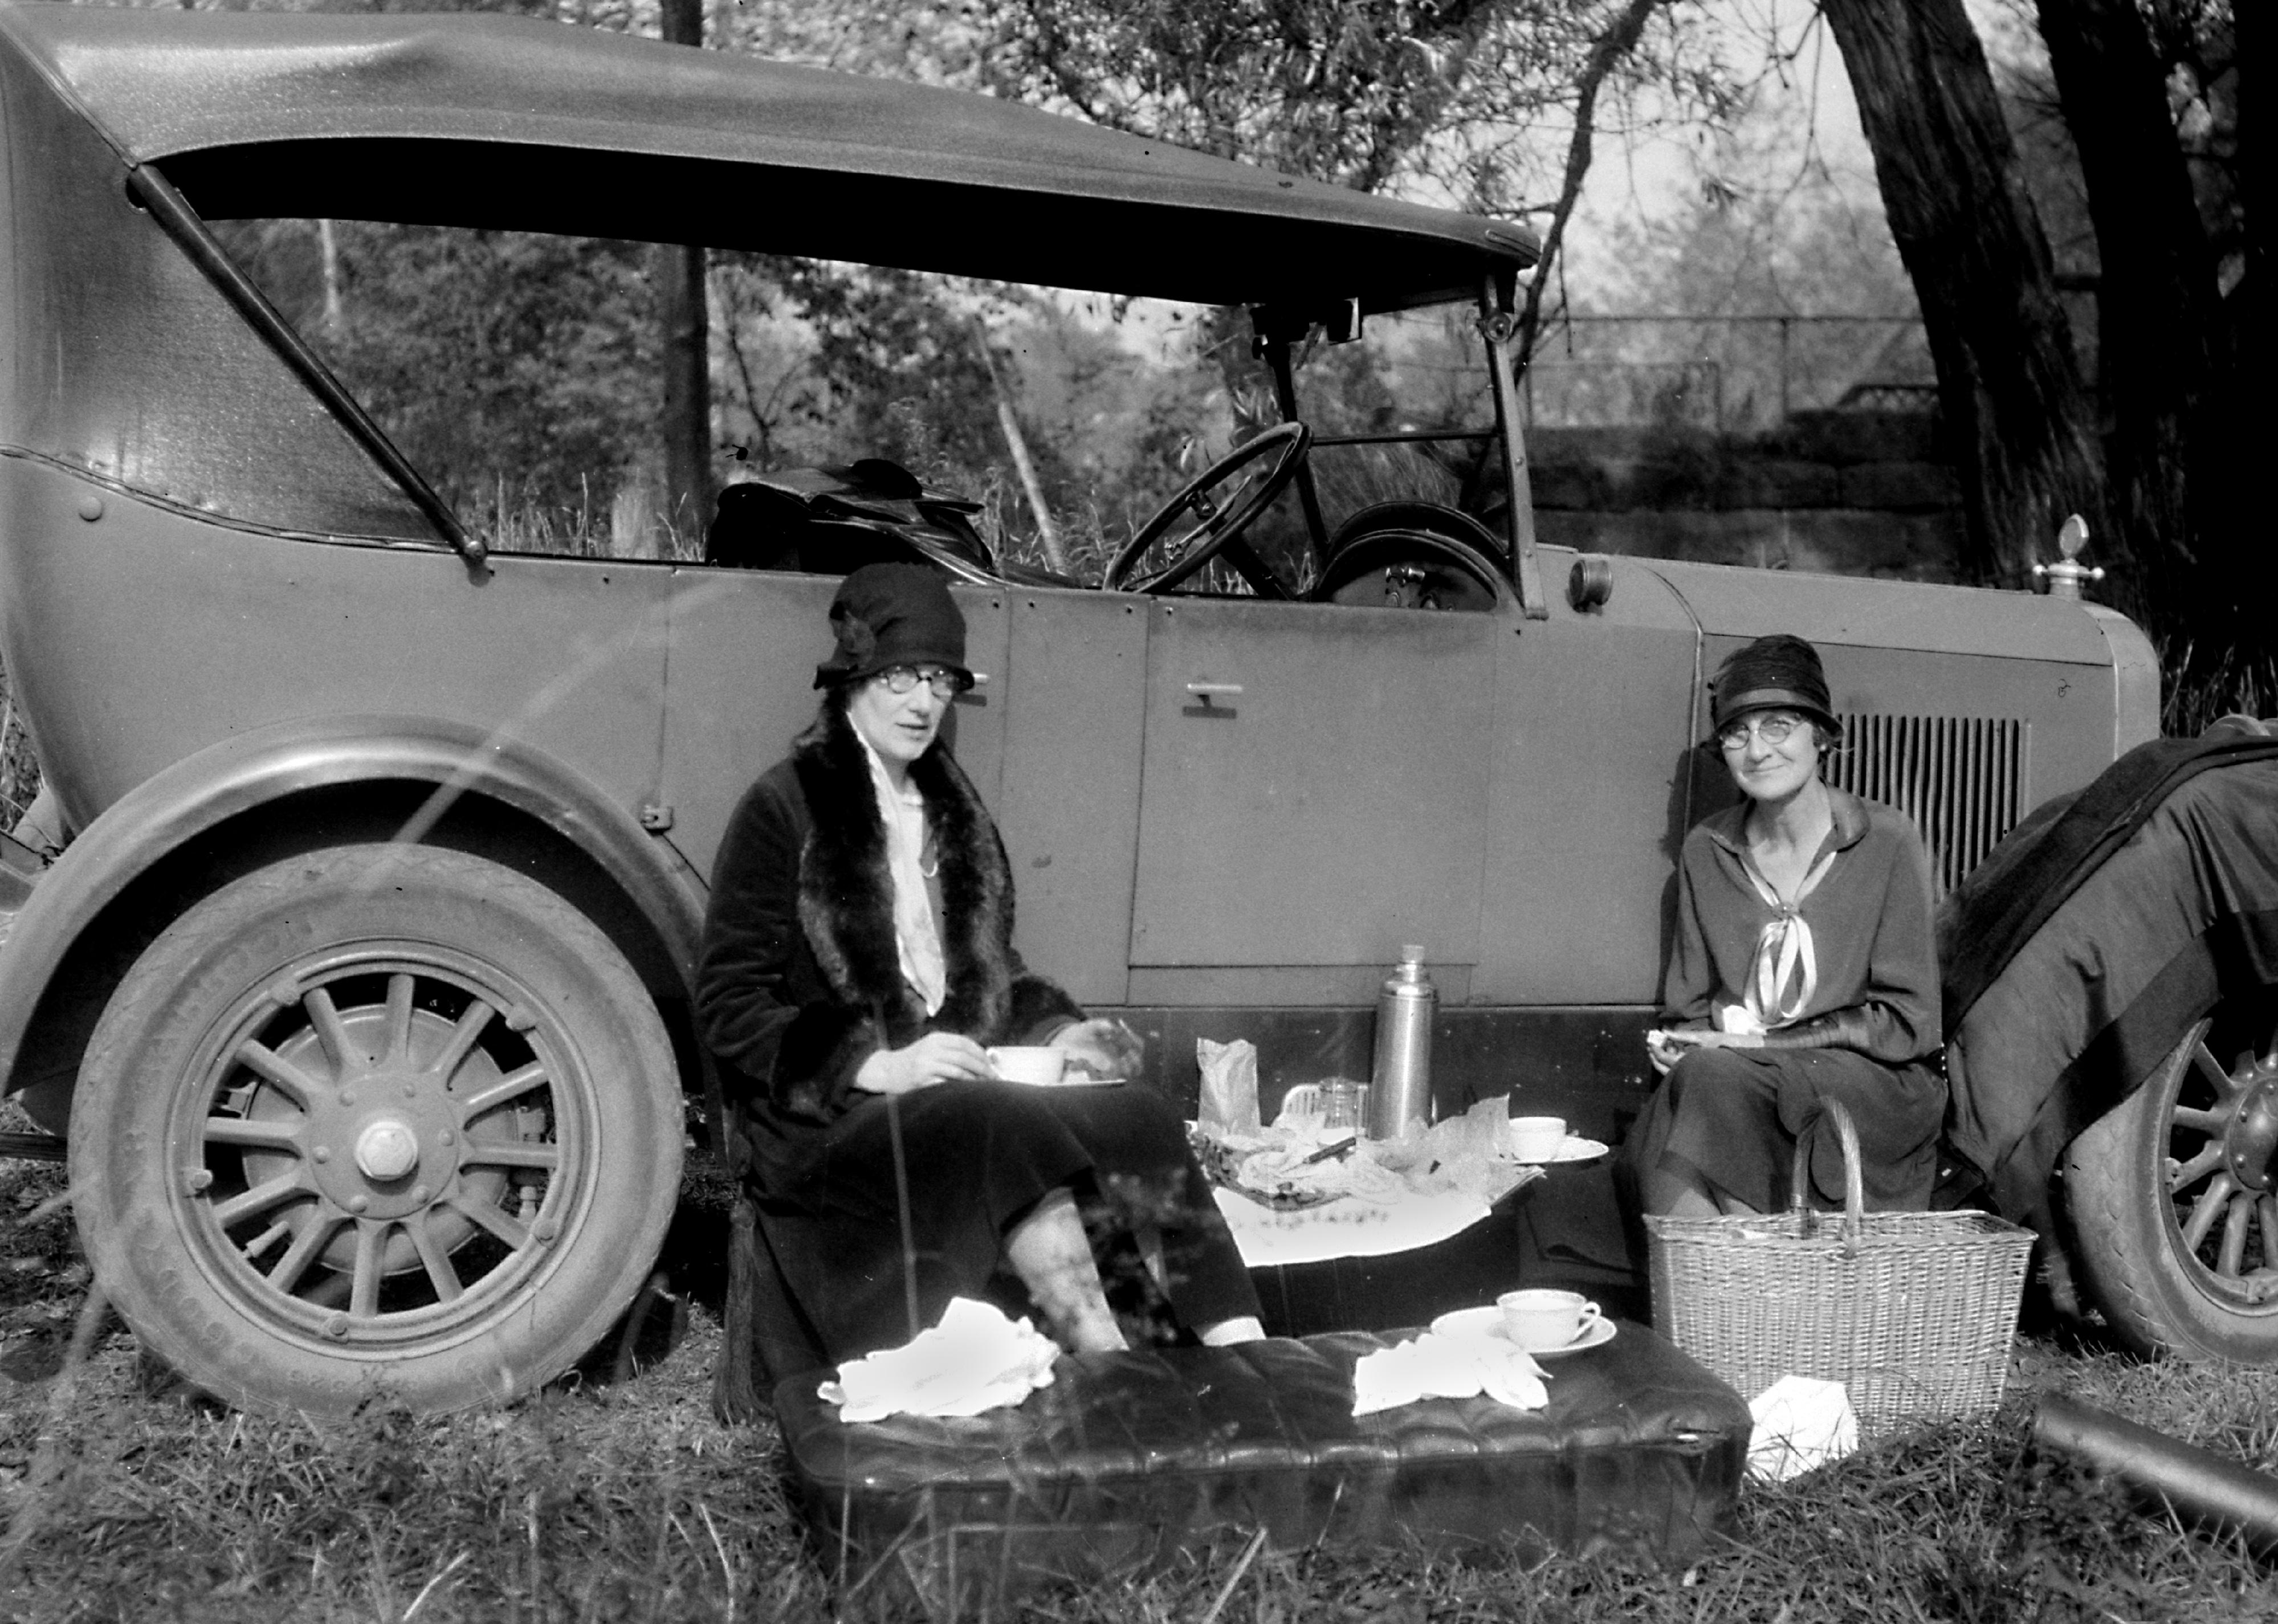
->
[1367,945,1436,1139]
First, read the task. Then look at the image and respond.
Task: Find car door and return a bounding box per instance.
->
[1123,595,1497,1005]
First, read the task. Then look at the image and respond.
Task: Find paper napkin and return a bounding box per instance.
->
[819,1297,1060,1424]
[1351,1331,1550,1416]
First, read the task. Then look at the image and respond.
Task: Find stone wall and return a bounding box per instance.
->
[1527,409,1965,581]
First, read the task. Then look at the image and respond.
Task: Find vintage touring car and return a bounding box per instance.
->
[0,5,2264,1414]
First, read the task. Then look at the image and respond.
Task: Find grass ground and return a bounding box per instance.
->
[2,1139,2273,1623]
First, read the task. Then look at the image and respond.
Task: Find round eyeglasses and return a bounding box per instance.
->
[1717,711,1806,751]
[875,664,971,699]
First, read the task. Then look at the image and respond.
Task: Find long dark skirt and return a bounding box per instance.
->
[1628,1046,1947,1214]
[760,1079,1260,1360]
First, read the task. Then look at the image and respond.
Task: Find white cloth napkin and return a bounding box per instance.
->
[818,1297,1059,1424]
[1351,1331,1550,1417]
[1747,1374,1859,1481]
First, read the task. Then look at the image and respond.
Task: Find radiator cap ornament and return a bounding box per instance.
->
[2032,515,2104,600]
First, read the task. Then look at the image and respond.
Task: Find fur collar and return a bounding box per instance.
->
[789,705,1020,1044]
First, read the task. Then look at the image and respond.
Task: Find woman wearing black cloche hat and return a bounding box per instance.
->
[1632,634,1946,1219]
[697,564,1263,1379]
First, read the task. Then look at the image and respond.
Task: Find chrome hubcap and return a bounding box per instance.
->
[352,1119,420,1182]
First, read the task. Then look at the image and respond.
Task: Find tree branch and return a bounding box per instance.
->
[1517,0,1668,364]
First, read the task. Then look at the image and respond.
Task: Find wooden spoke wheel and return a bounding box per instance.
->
[69,845,682,1414]
[2064,989,2278,1362]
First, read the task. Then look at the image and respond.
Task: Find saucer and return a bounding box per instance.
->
[1428,1305,1619,1357]
[1508,1136,1609,1166]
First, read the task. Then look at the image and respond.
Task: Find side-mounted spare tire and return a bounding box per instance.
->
[69,844,683,1415]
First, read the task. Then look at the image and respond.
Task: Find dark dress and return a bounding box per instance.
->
[695,703,1258,1360]
[1629,785,1946,1213]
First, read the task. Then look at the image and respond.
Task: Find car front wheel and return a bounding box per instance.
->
[68,844,683,1415]
[2063,986,2278,1362]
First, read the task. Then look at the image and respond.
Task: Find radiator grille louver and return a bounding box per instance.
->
[1827,714,2026,897]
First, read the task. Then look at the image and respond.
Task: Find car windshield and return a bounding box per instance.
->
[215,218,1506,590]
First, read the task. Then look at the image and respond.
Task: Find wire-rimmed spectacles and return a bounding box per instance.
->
[1717,711,1806,752]
[875,664,971,699]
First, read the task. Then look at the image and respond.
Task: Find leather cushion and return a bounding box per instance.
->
[776,1322,1750,1595]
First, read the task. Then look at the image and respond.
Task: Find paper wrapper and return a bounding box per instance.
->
[1747,1374,1859,1482]
[1197,1037,1261,1135]
[1370,1096,1523,1197]
[1194,1085,1539,1212]
[1717,1003,1768,1036]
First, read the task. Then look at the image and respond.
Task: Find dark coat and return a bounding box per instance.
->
[696,703,1261,1373]
[1662,785,1941,1064]
[695,702,1082,1158]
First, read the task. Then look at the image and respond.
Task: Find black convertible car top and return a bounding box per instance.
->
[2,4,1537,316]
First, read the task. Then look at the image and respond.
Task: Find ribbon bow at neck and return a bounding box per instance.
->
[1738,847,1838,1028]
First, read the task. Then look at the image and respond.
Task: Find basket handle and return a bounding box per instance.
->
[1787,1096,1865,1252]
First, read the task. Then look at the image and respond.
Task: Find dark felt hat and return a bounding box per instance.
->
[812,563,969,689]
[1710,633,1839,736]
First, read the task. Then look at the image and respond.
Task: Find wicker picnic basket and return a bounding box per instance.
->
[1644,1099,2034,1439]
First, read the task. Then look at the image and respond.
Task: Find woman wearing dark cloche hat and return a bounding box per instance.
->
[697,564,1262,1379]
[1629,633,1946,1219]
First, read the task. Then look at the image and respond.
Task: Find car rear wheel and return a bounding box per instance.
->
[68,844,683,1415]
[2062,987,2278,1362]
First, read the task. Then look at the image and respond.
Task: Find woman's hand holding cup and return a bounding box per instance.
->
[1048,1017,1143,1081]
[855,1031,996,1095]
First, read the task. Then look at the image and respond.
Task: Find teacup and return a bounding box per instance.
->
[1497,1288,1601,1348]
[1506,1114,1568,1162]
[988,1046,1066,1086]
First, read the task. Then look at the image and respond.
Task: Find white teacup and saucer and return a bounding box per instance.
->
[1431,1290,1618,1356]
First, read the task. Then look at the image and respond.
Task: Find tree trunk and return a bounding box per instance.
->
[2245,1,2267,406]
[2039,0,2263,683]
[972,322,1066,570]
[1820,0,2108,590]
[658,0,712,552]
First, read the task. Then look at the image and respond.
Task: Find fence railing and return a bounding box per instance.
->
[1521,315,1929,434]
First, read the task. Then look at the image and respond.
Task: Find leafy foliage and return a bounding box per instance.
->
[948,0,1741,217]
[1551,90,1924,432]
[217,219,662,546]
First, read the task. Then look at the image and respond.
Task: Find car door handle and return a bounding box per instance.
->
[1182,681,1241,719]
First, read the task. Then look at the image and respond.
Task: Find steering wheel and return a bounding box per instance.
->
[1105,422,1310,597]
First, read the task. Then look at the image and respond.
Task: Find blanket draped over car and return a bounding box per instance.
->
[1939,720,2278,1237]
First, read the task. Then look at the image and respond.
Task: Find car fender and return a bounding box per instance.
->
[0,713,706,1101]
